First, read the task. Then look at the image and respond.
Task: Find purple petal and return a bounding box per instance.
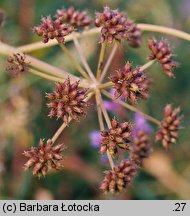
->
[89,130,101,148]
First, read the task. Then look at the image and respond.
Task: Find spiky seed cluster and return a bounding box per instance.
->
[111,62,150,104]
[131,130,152,165]
[46,78,89,123]
[127,23,141,47]
[23,139,64,178]
[95,6,141,44]
[156,104,183,149]
[148,38,177,78]
[6,53,29,76]
[33,16,74,43]
[100,119,133,157]
[55,7,91,28]
[100,159,138,193]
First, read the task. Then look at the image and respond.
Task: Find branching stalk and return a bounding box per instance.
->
[73,34,96,82]
[96,42,106,80]
[59,43,90,81]
[141,59,157,71]
[52,121,70,144]
[28,68,66,83]
[102,90,161,126]
[95,89,115,170]
[100,44,117,83]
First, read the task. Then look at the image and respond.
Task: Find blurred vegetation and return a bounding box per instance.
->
[0,0,190,200]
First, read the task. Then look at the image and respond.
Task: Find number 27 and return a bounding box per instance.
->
[174,203,186,211]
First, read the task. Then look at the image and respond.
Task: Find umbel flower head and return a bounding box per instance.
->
[33,15,74,43]
[46,78,89,123]
[95,6,141,45]
[111,62,150,104]
[23,139,65,178]
[100,119,133,157]
[55,7,92,29]
[6,53,29,76]
[100,159,138,193]
[148,38,178,78]
[156,104,183,149]
[131,130,152,165]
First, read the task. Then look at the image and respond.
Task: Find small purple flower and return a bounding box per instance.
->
[103,89,125,114]
[133,113,152,137]
[89,130,101,149]
[100,154,109,165]
[103,100,120,112]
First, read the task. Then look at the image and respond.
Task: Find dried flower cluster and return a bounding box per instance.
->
[100,119,133,157]
[111,62,150,104]
[33,16,74,43]
[148,38,178,77]
[95,6,141,45]
[46,78,89,123]
[56,7,91,28]
[100,159,138,193]
[6,53,29,76]
[131,130,152,165]
[23,139,64,178]
[156,104,183,149]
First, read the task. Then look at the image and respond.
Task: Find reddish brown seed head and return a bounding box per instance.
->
[148,38,178,78]
[100,159,138,193]
[111,62,150,104]
[33,15,74,43]
[55,7,92,29]
[6,53,29,76]
[95,6,141,46]
[131,130,153,165]
[156,104,183,150]
[46,78,89,123]
[99,119,133,157]
[23,139,65,178]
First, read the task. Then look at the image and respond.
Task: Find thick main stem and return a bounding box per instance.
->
[138,23,190,42]
[59,43,90,81]
[102,90,161,126]
[95,90,115,170]
[96,42,106,81]
[0,41,89,87]
[73,35,96,82]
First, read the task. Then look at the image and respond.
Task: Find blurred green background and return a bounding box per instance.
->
[0,0,190,200]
